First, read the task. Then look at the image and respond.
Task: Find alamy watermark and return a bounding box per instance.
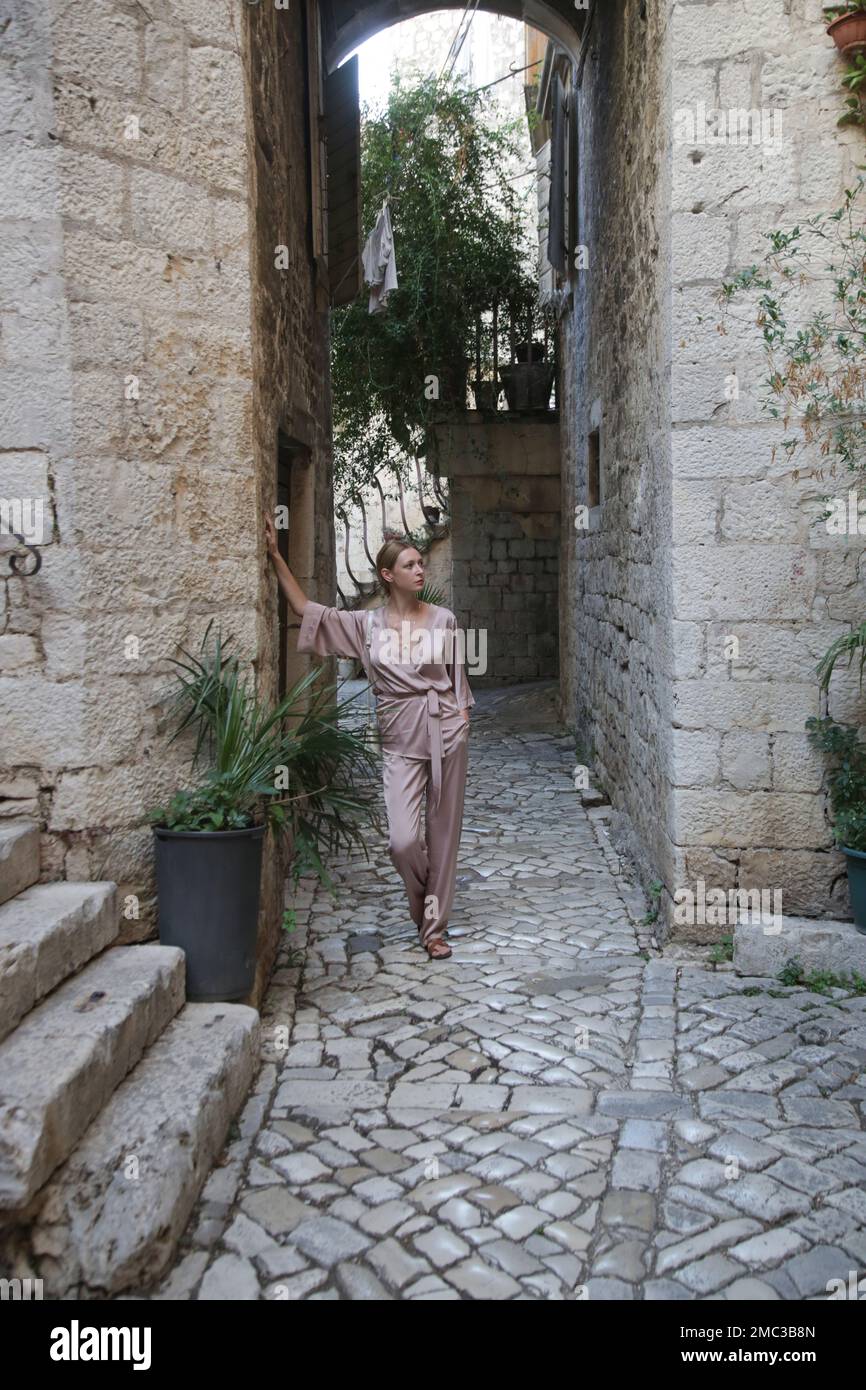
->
[374,621,487,678]
[673,103,783,148]
[673,878,782,934]
[824,489,866,535]
[0,497,45,546]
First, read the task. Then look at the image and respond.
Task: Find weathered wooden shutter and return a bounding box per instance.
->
[305,0,327,268]
[547,73,567,274]
[325,56,362,307]
[567,76,579,277]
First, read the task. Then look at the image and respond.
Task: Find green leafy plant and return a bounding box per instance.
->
[839,52,866,126]
[150,784,256,834]
[708,933,734,965]
[418,582,447,607]
[816,621,866,690]
[331,72,538,512]
[806,714,866,851]
[149,622,385,889]
[280,908,304,968]
[777,955,866,994]
[826,1,866,20]
[719,178,866,487]
[642,879,663,926]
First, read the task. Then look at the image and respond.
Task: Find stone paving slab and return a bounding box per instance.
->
[145,683,866,1300]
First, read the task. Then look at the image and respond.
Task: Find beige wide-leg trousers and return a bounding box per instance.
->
[381,729,469,948]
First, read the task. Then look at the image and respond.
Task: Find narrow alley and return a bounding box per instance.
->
[148,687,866,1301]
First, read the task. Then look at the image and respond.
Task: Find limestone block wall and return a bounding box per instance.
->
[245,1,337,999]
[435,414,560,682]
[0,0,333,996]
[562,0,674,899]
[562,0,863,931]
[665,0,863,924]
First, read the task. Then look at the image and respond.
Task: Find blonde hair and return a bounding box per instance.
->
[374,537,416,598]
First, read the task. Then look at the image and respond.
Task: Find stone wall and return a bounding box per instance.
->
[0,0,334,998]
[560,0,863,932]
[561,0,674,903]
[434,413,560,682]
[245,0,337,998]
[665,0,863,925]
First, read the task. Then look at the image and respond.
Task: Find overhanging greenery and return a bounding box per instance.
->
[331,73,538,512]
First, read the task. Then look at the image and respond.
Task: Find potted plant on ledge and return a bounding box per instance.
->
[826,1,866,57]
[149,623,381,1001]
[498,282,556,412]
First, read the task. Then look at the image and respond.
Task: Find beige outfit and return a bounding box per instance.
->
[296,602,474,945]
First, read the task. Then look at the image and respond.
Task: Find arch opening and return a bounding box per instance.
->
[322,0,586,73]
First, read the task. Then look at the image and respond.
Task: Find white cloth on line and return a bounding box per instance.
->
[361,204,398,314]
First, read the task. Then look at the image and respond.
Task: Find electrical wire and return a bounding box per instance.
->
[439,0,480,83]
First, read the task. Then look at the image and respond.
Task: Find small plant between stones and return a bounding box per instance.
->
[708,933,734,965]
[281,908,304,969]
[777,956,866,996]
[642,879,663,926]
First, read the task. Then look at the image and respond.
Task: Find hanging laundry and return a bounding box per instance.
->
[361,202,398,314]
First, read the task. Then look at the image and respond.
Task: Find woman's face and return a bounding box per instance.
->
[381,547,424,597]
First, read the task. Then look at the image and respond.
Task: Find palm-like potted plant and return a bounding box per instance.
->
[149,624,381,1001]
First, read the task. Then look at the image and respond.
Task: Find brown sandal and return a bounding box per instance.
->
[424,938,452,959]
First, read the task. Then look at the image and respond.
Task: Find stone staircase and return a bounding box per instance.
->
[0,821,261,1297]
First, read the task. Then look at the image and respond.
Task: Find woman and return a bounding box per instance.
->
[264,518,475,961]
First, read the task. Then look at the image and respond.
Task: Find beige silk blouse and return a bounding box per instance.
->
[296,601,475,811]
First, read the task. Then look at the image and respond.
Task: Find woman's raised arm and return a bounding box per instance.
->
[265,514,367,662]
[264,513,307,617]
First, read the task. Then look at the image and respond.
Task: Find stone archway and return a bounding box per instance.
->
[320,0,586,71]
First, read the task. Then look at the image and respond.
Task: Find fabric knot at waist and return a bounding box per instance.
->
[374,687,444,811]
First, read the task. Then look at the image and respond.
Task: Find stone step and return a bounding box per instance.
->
[0,944,185,1214]
[734,916,866,980]
[0,823,39,908]
[0,882,118,1043]
[9,1003,260,1297]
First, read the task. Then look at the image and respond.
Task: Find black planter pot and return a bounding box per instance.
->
[499,362,555,411]
[153,825,266,1001]
[515,339,547,364]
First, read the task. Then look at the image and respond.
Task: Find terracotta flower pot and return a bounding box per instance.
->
[827,10,866,56]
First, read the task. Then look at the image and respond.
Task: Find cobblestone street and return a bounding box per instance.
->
[148,685,866,1301]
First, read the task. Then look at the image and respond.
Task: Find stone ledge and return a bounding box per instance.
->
[0,944,185,1212]
[10,1002,260,1298]
[734,917,866,980]
[0,823,39,908]
[0,882,117,1043]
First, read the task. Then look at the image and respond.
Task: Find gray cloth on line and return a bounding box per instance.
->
[361,203,398,314]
